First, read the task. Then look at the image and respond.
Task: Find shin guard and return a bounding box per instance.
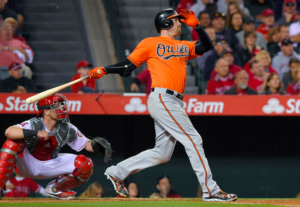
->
[0,139,25,189]
[53,154,93,193]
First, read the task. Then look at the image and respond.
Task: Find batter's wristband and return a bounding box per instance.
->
[23,129,38,138]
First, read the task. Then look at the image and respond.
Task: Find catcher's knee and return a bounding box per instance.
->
[0,139,25,188]
[54,155,93,192]
[74,154,94,180]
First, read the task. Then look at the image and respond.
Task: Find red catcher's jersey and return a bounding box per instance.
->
[5,177,41,197]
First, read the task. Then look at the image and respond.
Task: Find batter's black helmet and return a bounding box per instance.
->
[154,8,185,33]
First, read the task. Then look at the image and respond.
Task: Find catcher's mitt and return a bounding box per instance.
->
[91,137,112,163]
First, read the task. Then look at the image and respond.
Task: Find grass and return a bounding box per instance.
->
[1,198,296,207]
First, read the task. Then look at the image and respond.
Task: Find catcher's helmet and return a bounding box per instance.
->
[36,93,69,124]
[154,8,185,33]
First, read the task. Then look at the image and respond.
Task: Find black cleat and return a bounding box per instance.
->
[203,190,237,202]
[104,172,128,197]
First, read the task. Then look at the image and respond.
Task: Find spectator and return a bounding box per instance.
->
[0,62,36,93]
[279,24,290,41]
[0,23,34,66]
[271,38,300,79]
[206,59,235,94]
[0,0,18,22]
[236,16,267,50]
[149,176,181,198]
[289,11,300,44]
[267,26,282,58]
[210,48,242,78]
[276,0,298,25]
[190,0,212,18]
[80,182,103,198]
[176,0,195,13]
[217,0,250,16]
[130,68,151,94]
[71,60,96,93]
[286,66,300,94]
[191,11,211,40]
[212,12,241,51]
[196,27,216,70]
[245,0,274,20]
[243,48,264,71]
[255,50,278,74]
[203,2,218,20]
[282,58,300,89]
[227,12,244,34]
[259,72,286,94]
[248,60,268,91]
[4,17,26,44]
[225,2,245,27]
[224,70,257,94]
[127,182,140,198]
[256,9,275,40]
[204,36,241,81]
[237,31,262,67]
[4,174,45,197]
[6,0,24,30]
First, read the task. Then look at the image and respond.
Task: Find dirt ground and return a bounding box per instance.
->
[0,198,299,206]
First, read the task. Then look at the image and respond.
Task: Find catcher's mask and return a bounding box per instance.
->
[36,93,69,124]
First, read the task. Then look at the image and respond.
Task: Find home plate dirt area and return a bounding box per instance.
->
[0,198,300,207]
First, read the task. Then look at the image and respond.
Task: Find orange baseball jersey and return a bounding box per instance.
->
[127,36,200,94]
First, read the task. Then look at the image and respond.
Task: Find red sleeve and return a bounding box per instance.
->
[206,80,216,94]
[136,69,150,84]
[28,178,40,193]
[268,66,278,74]
[71,74,80,93]
[286,84,295,94]
[191,29,199,41]
[244,62,251,71]
[4,191,14,197]
[90,79,96,90]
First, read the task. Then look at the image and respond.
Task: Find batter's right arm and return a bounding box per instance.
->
[89,59,137,79]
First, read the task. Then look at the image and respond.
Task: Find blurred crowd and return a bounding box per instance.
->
[0,0,96,94]
[1,0,300,95]
[181,0,300,95]
[132,0,300,95]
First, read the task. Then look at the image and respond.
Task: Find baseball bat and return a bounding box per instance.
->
[26,75,90,104]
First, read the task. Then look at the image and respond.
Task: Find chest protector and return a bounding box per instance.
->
[24,117,77,161]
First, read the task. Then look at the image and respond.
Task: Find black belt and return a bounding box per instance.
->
[151,88,183,101]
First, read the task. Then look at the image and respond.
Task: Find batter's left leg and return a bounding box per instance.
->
[105,120,176,197]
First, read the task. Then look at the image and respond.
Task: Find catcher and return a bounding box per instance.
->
[0,93,112,199]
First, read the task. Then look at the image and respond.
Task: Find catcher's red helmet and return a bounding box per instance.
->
[36,93,69,123]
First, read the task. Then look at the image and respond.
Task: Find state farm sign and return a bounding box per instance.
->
[0,96,81,113]
[184,98,224,113]
[262,98,300,114]
[0,93,300,116]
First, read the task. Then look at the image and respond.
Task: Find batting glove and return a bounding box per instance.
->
[180,9,200,28]
[89,67,107,79]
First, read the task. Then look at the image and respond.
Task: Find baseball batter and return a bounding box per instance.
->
[0,93,112,199]
[89,9,237,201]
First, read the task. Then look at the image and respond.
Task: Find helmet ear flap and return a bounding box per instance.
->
[159,19,174,33]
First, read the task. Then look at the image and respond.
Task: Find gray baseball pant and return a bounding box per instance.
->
[106,87,220,198]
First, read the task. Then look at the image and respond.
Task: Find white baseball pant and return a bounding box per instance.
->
[15,147,77,191]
